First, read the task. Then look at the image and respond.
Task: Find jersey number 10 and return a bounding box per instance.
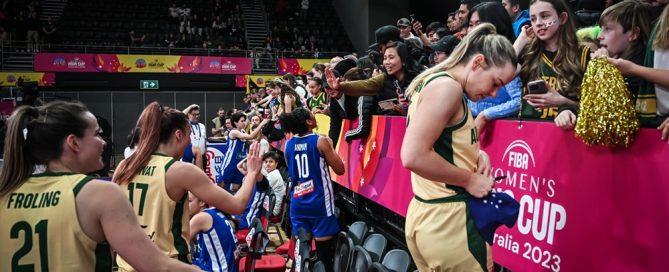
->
[294,154,310,179]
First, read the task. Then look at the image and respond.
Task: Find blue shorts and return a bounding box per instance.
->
[291,215,339,238]
[221,167,244,185]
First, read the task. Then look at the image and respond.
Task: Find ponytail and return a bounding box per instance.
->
[406,23,517,97]
[1,101,89,197]
[113,102,188,185]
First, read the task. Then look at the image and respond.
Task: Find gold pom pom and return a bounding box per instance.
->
[575,57,639,147]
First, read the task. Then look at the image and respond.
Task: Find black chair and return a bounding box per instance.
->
[348,221,369,245]
[312,261,326,272]
[370,249,411,272]
[350,246,373,272]
[362,233,387,263]
[334,232,355,272]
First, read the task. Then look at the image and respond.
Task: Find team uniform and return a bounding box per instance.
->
[183,122,207,165]
[520,46,590,120]
[235,179,269,229]
[285,134,339,238]
[193,208,238,272]
[307,92,327,111]
[219,128,248,190]
[0,173,112,271]
[405,72,491,272]
[117,154,190,271]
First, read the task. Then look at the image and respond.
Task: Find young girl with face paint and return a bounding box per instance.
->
[515,0,590,130]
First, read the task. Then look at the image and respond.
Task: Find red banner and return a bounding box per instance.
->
[34,53,252,74]
[335,117,669,271]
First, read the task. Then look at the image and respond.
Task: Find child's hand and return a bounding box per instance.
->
[590,48,610,59]
[518,25,535,43]
[554,110,577,130]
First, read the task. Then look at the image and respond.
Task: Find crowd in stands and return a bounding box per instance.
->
[263,0,354,56]
[0,0,42,45]
[163,0,246,50]
[0,0,353,55]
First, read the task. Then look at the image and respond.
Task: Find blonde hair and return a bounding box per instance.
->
[654,3,669,50]
[406,23,517,98]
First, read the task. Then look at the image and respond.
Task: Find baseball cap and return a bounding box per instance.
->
[397,18,411,27]
[468,191,520,244]
[368,25,401,51]
[333,58,357,78]
[429,35,461,54]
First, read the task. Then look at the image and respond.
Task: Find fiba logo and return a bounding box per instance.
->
[502,140,536,170]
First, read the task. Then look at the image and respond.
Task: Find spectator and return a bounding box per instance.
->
[169,3,179,21]
[592,0,650,101]
[211,107,227,138]
[447,12,459,32]
[515,0,590,130]
[608,3,669,137]
[25,10,39,50]
[129,30,146,47]
[306,77,328,113]
[261,151,286,216]
[397,18,423,48]
[429,35,461,65]
[502,0,531,38]
[326,42,423,116]
[283,73,308,99]
[457,0,482,37]
[183,104,207,170]
[41,16,57,44]
[301,0,309,20]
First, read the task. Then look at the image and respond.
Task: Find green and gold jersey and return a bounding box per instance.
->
[308,92,327,110]
[520,46,590,120]
[407,72,480,200]
[117,154,190,271]
[0,173,112,272]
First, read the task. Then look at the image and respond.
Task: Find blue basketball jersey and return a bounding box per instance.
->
[221,129,248,173]
[285,134,336,218]
[194,208,238,272]
[236,180,268,229]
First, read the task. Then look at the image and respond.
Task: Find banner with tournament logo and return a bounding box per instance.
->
[0,72,55,86]
[34,53,252,74]
[334,117,669,271]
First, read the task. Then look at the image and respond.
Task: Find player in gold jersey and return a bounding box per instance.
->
[0,101,196,271]
[401,24,518,271]
[113,102,263,271]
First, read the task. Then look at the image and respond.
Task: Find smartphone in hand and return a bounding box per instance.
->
[527,80,549,94]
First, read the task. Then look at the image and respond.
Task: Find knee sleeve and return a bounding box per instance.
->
[315,238,337,272]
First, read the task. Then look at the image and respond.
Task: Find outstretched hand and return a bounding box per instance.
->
[325,67,341,90]
[245,142,262,175]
